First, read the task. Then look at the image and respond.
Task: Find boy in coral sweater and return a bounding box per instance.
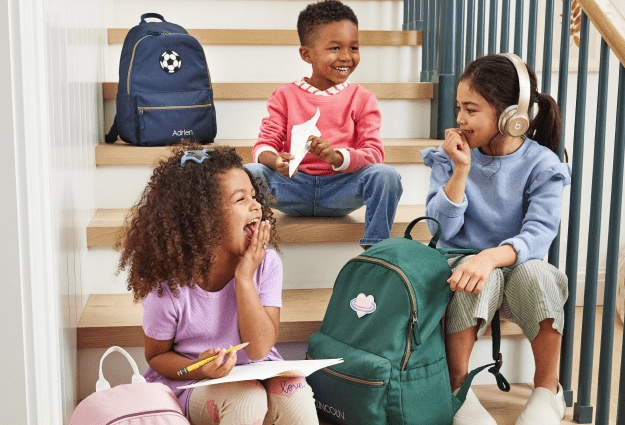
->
[245,0,402,248]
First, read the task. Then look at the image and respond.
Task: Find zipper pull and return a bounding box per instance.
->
[138,108,145,130]
[410,311,421,346]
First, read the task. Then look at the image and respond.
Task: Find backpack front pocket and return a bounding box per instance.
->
[400,354,454,424]
[307,332,391,425]
[134,89,216,146]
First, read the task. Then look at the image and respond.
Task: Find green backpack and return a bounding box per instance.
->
[306,217,508,425]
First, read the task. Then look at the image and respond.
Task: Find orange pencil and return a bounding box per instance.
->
[177,342,249,376]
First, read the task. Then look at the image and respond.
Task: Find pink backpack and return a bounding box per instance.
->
[71,346,190,425]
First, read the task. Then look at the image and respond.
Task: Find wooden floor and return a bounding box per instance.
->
[319,306,623,425]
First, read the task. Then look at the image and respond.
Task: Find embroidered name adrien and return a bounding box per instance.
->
[172,129,194,137]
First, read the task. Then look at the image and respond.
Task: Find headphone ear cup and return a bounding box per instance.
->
[498,104,529,137]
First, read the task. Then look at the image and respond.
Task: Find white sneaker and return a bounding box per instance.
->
[515,384,565,425]
[453,388,497,425]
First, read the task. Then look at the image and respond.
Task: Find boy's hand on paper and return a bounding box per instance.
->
[308,136,343,168]
[198,347,237,379]
[274,152,295,177]
[289,108,321,176]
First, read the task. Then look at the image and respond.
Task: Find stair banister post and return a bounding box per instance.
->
[574,38,611,425]
[596,60,625,425]
[430,0,459,139]
[403,0,423,31]
[560,8,588,410]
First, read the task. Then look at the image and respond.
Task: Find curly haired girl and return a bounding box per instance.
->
[118,144,318,425]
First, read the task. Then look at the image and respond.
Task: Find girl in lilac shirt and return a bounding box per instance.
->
[118,145,317,424]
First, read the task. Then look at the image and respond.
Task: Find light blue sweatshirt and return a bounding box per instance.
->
[420,138,571,266]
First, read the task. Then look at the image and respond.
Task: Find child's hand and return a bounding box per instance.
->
[235,220,270,281]
[447,252,498,294]
[308,136,343,168]
[443,128,471,168]
[275,152,294,177]
[197,347,238,379]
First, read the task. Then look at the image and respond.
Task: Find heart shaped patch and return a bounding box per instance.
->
[350,293,377,318]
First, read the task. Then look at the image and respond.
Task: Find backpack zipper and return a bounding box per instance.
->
[127,35,150,94]
[306,354,385,386]
[354,256,418,371]
[138,104,213,129]
[107,408,186,424]
[321,365,385,386]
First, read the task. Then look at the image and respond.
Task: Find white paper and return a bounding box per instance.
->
[289,108,321,177]
[178,358,343,389]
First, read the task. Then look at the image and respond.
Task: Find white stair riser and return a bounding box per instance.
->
[103,99,432,140]
[107,45,422,83]
[90,241,418,294]
[110,0,406,31]
[95,164,431,208]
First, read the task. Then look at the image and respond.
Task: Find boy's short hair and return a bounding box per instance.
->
[297,0,358,47]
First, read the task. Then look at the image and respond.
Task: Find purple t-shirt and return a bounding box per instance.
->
[142,249,284,414]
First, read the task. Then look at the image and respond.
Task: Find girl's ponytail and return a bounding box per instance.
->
[527,92,562,154]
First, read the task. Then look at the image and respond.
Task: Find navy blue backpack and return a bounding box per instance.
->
[105,13,217,146]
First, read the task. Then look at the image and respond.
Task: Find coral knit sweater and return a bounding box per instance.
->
[254,81,384,176]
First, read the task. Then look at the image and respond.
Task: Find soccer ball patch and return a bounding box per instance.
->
[159,50,181,73]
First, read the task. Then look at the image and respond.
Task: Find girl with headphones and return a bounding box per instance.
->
[421,53,571,425]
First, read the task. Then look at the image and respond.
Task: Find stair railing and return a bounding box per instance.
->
[407,1,625,423]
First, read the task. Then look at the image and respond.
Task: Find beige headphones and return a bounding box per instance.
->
[498,53,531,137]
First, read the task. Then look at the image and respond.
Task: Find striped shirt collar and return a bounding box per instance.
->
[294,78,350,96]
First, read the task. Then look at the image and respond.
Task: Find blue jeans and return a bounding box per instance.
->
[244,163,403,246]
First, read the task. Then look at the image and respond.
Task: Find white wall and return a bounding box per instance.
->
[0,0,105,423]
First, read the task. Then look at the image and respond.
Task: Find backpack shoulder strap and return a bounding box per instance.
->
[105,119,119,143]
[453,311,511,406]
[486,310,511,392]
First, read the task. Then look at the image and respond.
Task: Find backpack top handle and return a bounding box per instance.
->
[404,216,442,249]
[140,13,167,24]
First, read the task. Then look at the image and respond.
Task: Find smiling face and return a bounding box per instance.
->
[455,80,501,149]
[456,80,525,156]
[299,19,360,91]
[218,168,262,257]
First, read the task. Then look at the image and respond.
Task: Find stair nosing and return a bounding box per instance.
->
[108,28,421,47]
[102,81,434,101]
[87,205,430,247]
[95,139,441,166]
[77,290,523,349]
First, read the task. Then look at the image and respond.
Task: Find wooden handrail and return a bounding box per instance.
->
[578,0,625,66]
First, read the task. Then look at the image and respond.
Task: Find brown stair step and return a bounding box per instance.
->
[77,290,523,350]
[87,205,430,248]
[102,81,433,101]
[95,139,440,166]
[108,28,421,46]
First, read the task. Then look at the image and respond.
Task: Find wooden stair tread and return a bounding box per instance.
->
[77,290,522,349]
[102,81,433,101]
[77,289,332,348]
[87,205,430,247]
[108,28,421,46]
[96,139,440,166]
